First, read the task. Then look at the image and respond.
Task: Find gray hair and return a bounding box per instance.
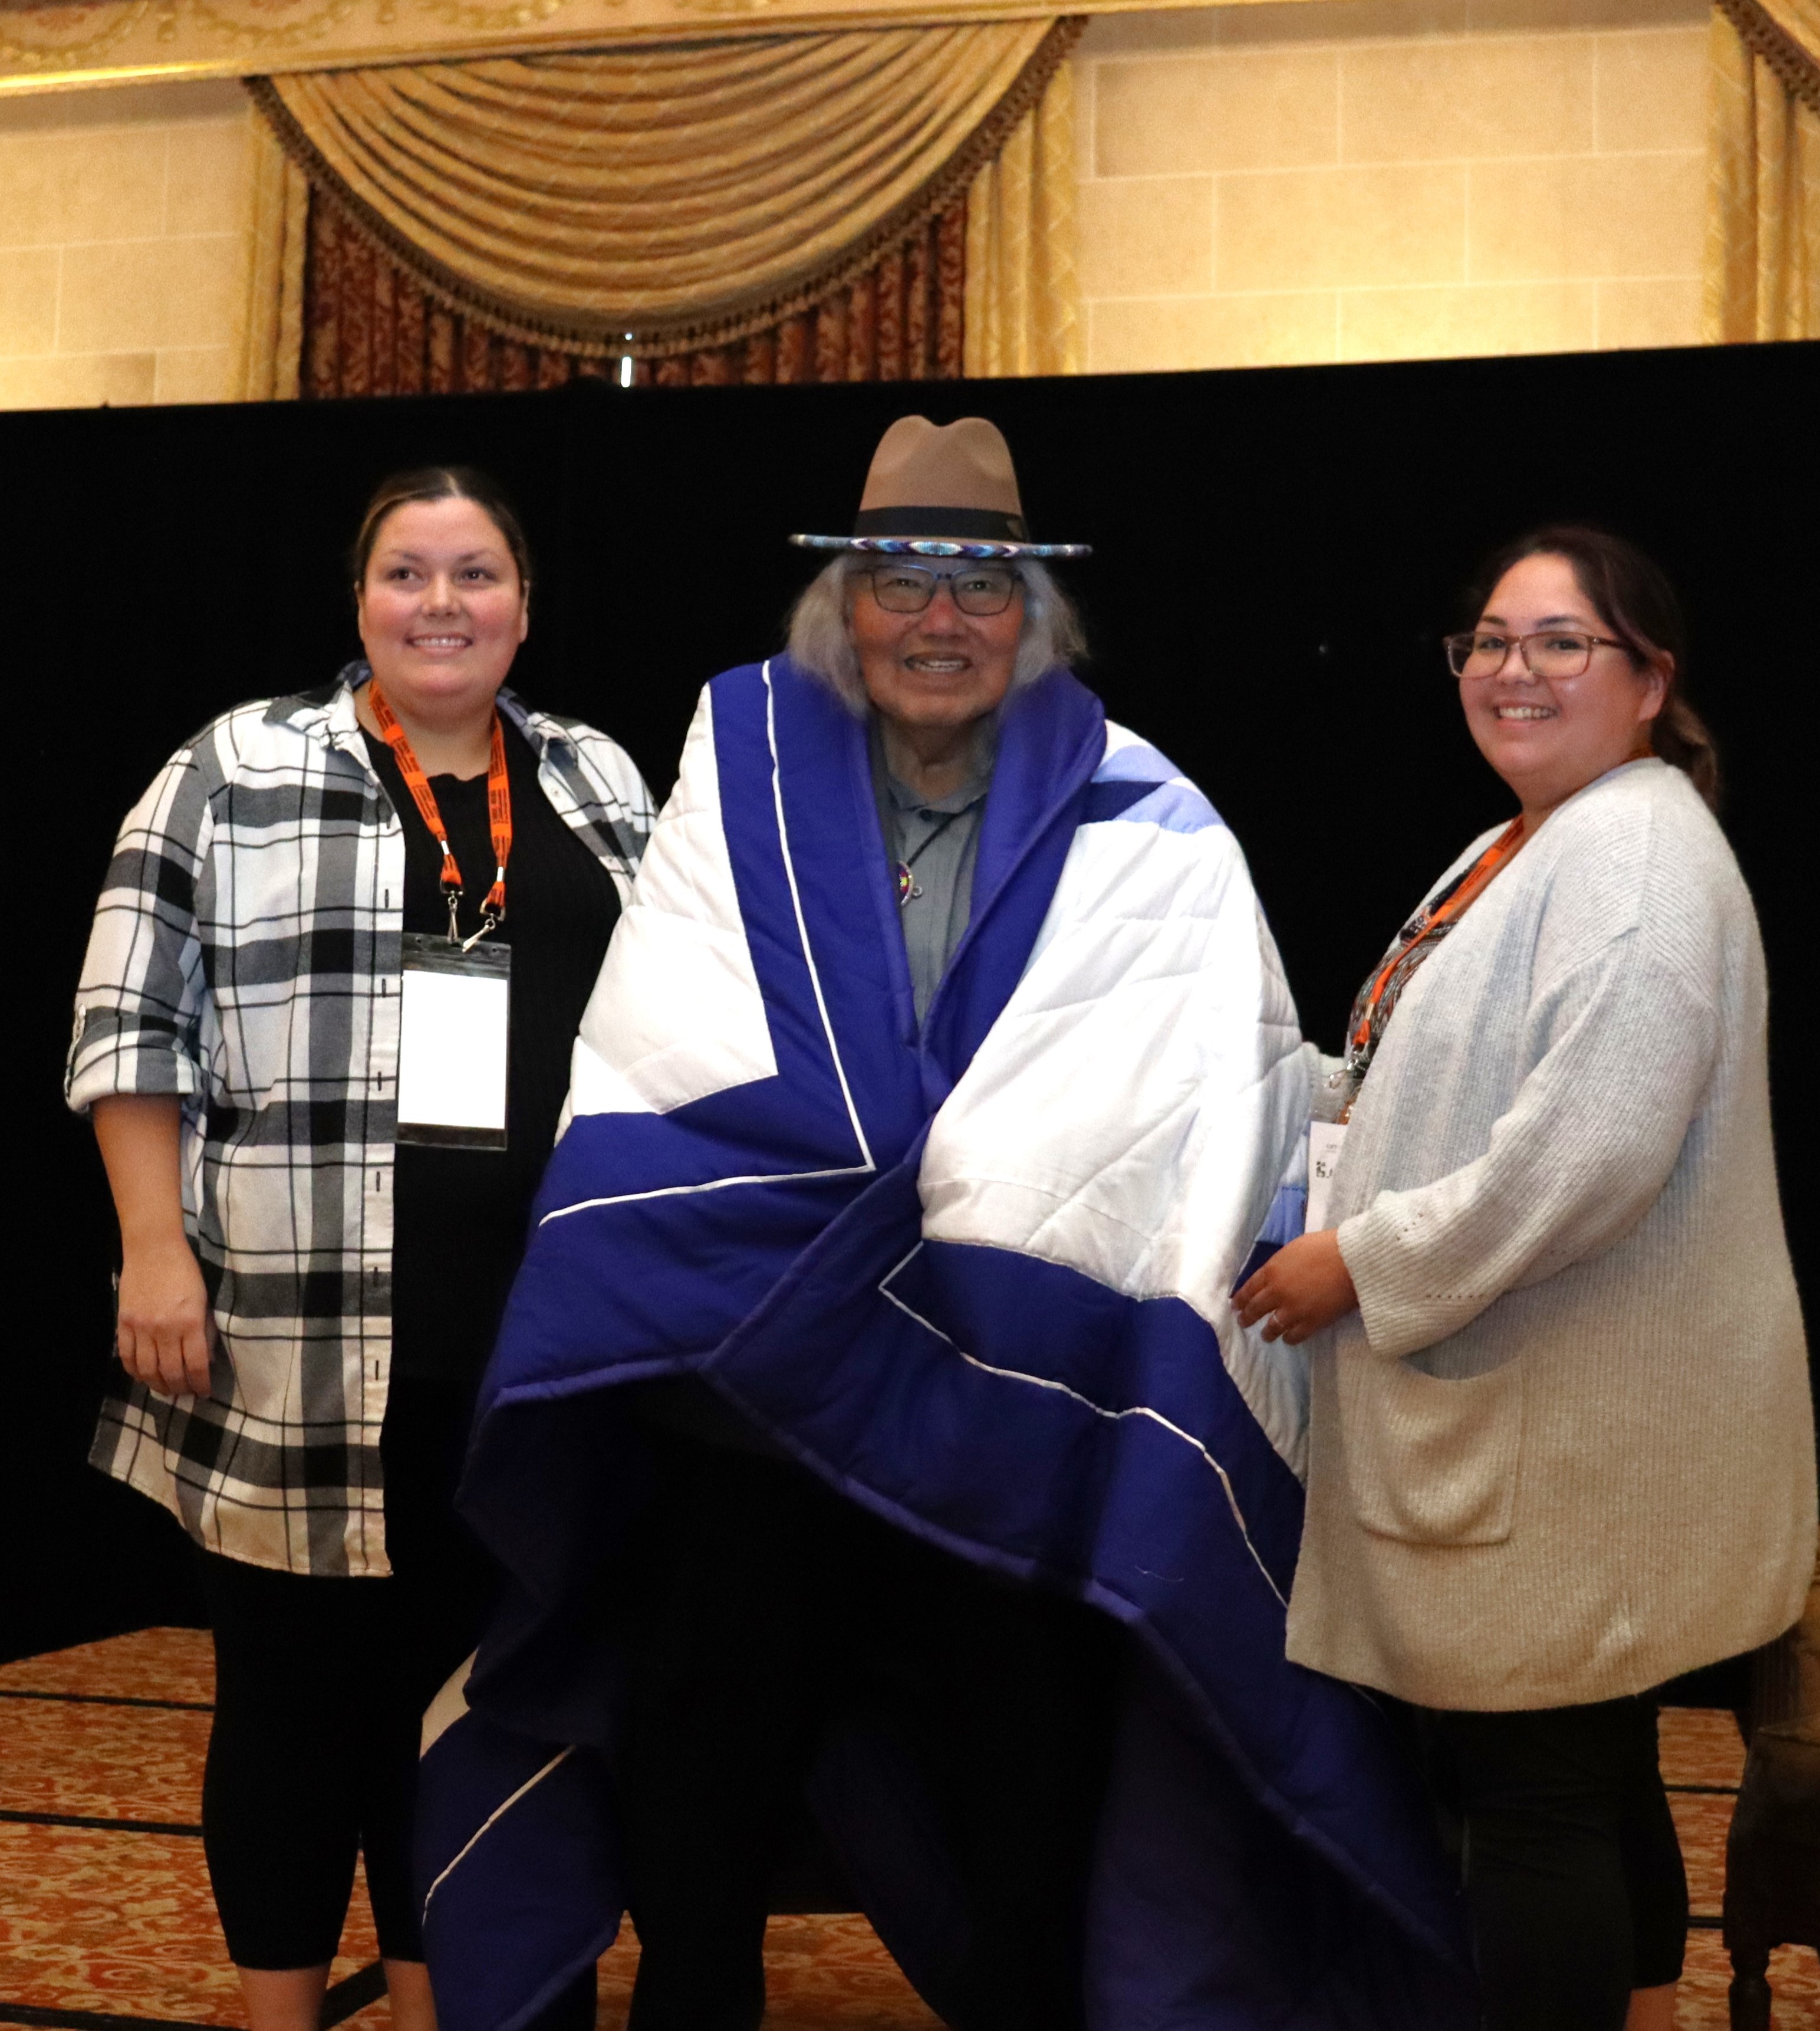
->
[785,554,1087,713]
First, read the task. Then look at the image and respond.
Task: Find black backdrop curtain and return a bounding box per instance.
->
[11,343,1819,1658]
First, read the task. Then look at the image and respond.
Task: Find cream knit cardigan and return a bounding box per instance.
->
[1287,759,1816,1710]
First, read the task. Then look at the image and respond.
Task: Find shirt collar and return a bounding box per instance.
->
[288,662,544,757]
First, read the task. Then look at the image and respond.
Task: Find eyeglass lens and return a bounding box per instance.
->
[1447,631,1598,679]
[870,564,1019,617]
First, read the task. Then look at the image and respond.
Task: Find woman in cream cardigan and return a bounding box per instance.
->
[1236,526,1814,2031]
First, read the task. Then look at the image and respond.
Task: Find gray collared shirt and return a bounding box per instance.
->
[872,718,997,1023]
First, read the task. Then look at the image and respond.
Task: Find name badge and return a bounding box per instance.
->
[396,933,511,1150]
[1306,1122,1348,1233]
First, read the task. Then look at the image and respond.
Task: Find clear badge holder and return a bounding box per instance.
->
[396,932,512,1150]
[1306,1121,1347,1233]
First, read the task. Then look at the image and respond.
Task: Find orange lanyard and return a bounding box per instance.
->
[368,681,512,943]
[1345,817,1525,1077]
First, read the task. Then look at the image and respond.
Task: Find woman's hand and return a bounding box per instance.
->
[92,1095,216,1399]
[117,1238,215,1398]
[1235,1231,1360,1346]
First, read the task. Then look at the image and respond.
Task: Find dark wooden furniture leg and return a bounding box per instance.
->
[1726,1940,1772,2031]
[1722,1546,1820,2031]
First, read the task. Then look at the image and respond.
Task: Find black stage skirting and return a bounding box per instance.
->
[12,340,1816,1659]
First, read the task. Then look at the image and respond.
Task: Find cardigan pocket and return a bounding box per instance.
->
[1337,1347,1524,1546]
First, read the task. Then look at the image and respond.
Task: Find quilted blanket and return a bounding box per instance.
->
[416,656,1473,2031]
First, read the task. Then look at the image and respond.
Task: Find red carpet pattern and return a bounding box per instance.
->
[1,1628,1813,2029]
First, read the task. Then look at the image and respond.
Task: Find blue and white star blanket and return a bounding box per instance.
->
[417,657,1473,2031]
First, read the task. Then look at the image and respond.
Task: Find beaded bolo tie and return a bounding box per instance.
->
[895,806,970,908]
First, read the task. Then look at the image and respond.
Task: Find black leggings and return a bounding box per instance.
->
[199,1381,496,1969]
[1413,1697,1688,2031]
[618,1433,1120,2031]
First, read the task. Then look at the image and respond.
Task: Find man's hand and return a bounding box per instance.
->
[1234,1230,1359,1346]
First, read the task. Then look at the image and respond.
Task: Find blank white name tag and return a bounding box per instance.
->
[1306,1121,1348,1233]
[397,934,511,1150]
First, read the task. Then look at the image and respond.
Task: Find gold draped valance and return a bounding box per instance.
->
[1706,0,1820,339]
[249,18,1078,353]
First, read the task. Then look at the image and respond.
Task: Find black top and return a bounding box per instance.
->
[364,717,622,1388]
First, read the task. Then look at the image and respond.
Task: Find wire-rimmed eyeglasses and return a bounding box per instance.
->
[1444,629,1633,681]
[868,563,1021,617]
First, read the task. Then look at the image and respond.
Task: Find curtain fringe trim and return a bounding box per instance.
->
[246,17,1084,360]
[1713,0,1820,113]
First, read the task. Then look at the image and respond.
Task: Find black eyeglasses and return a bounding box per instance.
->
[867,563,1021,617]
[1444,629,1633,680]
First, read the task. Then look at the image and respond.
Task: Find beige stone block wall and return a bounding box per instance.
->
[1077,0,1709,371]
[0,80,248,412]
[1,0,1712,403]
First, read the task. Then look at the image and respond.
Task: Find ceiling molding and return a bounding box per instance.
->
[0,0,1295,94]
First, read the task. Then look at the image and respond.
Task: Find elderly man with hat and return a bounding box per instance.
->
[414,419,1476,2031]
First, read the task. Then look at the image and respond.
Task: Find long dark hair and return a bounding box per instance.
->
[351,465,533,593]
[1466,525,1719,810]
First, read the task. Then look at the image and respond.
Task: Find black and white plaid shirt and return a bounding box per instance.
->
[67,670,654,1577]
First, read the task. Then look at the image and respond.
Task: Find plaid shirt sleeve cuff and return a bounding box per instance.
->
[67,1009,205,1113]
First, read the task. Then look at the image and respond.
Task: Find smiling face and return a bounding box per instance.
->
[356,495,529,724]
[849,564,1025,738]
[1460,551,1668,824]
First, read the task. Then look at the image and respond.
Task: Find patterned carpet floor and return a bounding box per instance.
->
[1,1628,1814,2030]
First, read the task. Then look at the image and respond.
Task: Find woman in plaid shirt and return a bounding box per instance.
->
[68,467,653,2031]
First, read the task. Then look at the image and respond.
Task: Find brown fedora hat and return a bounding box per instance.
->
[791,415,1089,561]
